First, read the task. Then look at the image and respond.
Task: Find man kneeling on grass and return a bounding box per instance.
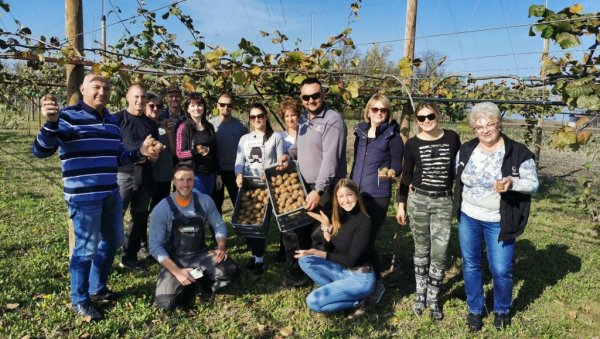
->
[149,164,238,311]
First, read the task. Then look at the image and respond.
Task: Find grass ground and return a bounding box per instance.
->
[0,125,598,338]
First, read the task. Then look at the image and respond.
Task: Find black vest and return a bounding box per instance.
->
[166,195,207,257]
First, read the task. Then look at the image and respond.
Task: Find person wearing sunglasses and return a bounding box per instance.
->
[234,103,284,275]
[454,102,538,331]
[276,77,348,288]
[176,93,222,196]
[145,93,176,212]
[209,93,249,214]
[350,94,404,305]
[395,102,461,321]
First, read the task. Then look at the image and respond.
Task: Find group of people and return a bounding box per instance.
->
[33,73,538,332]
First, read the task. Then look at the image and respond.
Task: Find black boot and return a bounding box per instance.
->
[426,266,445,320]
[412,257,429,316]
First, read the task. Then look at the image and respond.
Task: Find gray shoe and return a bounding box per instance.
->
[368,280,385,305]
[72,302,103,320]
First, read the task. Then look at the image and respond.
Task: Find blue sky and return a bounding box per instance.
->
[1,0,599,78]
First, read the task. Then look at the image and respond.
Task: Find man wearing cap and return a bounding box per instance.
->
[159,86,186,130]
[209,93,248,214]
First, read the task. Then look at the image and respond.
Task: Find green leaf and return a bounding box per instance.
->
[556,32,580,49]
[162,12,169,20]
[541,25,554,39]
[233,71,247,84]
[565,83,594,99]
[528,5,547,17]
[528,27,536,36]
[19,27,31,35]
[576,95,600,110]
[259,31,269,37]
[286,51,305,62]
[0,2,10,12]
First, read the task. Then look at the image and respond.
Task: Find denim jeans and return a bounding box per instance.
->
[458,212,515,315]
[298,255,375,313]
[194,174,216,196]
[67,190,124,305]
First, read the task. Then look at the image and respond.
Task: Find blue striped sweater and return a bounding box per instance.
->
[33,101,142,202]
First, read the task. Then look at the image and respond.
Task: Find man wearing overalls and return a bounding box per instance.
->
[149,164,238,311]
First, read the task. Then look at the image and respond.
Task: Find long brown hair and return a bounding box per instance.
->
[331,179,368,236]
[249,103,274,144]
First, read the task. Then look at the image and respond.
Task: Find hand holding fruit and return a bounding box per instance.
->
[40,94,59,122]
[141,135,161,161]
[195,145,210,156]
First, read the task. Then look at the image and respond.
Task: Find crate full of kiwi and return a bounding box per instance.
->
[231,177,272,238]
[265,161,314,232]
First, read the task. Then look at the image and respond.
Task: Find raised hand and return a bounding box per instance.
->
[40,94,59,122]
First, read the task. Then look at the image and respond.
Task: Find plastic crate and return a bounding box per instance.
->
[231,177,271,239]
[264,161,314,232]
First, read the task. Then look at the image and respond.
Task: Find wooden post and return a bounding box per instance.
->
[66,0,85,256]
[400,0,418,143]
[536,32,550,163]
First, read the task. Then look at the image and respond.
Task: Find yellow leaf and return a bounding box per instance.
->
[182,81,196,92]
[575,116,590,127]
[279,325,293,337]
[250,66,262,76]
[567,310,577,320]
[347,81,359,98]
[569,4,582,14]
[577,131,592,145]
[79,332,91,339]
[81,315,93,323]
[257,323,266,332]
[5,303,19,310]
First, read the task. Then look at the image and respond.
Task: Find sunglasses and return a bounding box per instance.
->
[218,103,233,108]
[147,103,163,110]
[301,92,321,102]
[370,107,389,114]
[416,113,436,122]
[249,113,266,121]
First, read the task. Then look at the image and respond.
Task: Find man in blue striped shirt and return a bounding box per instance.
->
[33,73,159,321]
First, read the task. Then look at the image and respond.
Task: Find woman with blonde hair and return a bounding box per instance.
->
[351,94,403,304]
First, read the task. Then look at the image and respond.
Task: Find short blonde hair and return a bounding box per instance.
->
[468,102,502,127]
[363,94,391,122]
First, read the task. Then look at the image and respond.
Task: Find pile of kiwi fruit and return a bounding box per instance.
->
[269,172,305,214]
[378,166,396,179]
[234,187,269,225]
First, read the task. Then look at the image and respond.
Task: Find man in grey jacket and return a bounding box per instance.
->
[277,77,347,287]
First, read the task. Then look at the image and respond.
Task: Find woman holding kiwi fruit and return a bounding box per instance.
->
[234,103,284,275]
[175,93,221,195]
[350,94,403,305]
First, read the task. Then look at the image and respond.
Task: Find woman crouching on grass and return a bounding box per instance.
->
[295,179,375,319]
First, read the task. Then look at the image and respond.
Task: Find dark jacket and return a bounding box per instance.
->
[454,134,535,241]
[351,120,404,198]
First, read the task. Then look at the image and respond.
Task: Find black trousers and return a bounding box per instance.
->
[117,171,154,261]
[281,184,334,275]
[151,181,172,210]
[361,193,390,280]
[211,170,239,215]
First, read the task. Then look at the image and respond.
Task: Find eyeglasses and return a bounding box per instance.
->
[147,103,163,110]
[301,92,321,102]
[370,107,389,114]
[249,113,266,121]
[218,103,233,108]
[473,122,497,132]
[416,113,436,122]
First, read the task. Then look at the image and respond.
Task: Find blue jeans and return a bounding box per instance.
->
[298,255,375,313]
[458,212,515,315]
[67,190,124,305]
[194,174,216,196]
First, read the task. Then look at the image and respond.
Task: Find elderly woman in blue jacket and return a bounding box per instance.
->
[350,94,403,304]
[454,102,538,331]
